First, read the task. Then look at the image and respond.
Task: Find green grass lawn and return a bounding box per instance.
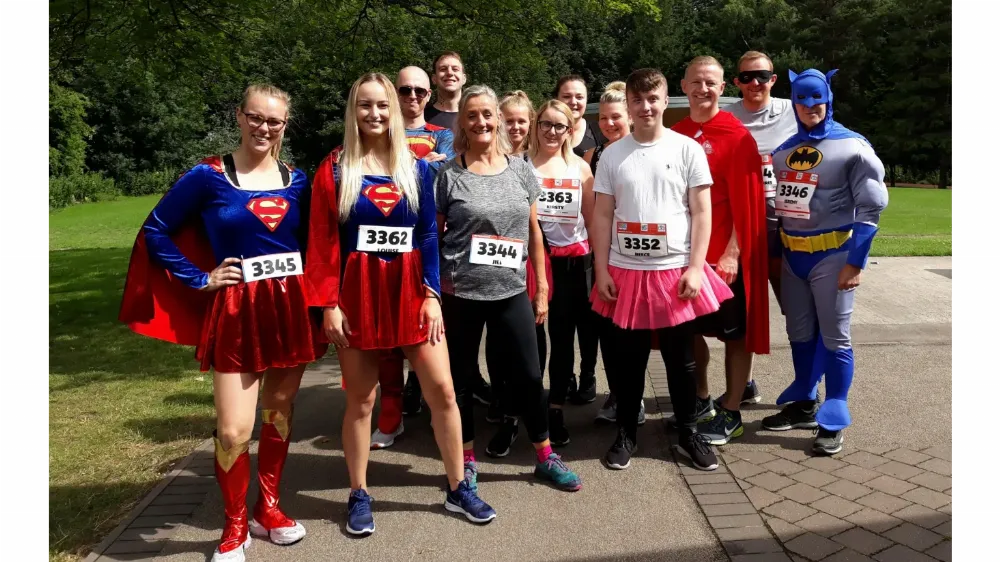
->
[50,195,217,561]
[871,187,951,256]
[48,187,950,560]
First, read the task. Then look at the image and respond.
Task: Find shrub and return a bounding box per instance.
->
[50,173,118,209]
[120,169,181,196]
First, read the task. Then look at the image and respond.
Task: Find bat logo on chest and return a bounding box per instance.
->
[246,197,290,232]
[786,147,823,171]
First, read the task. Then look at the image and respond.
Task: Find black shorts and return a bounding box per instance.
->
[691,266,746,341]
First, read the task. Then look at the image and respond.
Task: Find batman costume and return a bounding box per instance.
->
[765,69,889,455]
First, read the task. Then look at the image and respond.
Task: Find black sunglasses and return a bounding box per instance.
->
[398,86,429,99]
[737,70,775,84]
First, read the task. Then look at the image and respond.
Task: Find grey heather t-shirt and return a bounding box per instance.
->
[435,156,541,300]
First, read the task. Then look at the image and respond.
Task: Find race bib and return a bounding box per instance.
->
[775,171,818,219]
[537,177,582,223]
[357,225,413,253]
[242,252,302,283]
[616,222,668,257]
[762,155,777,198]
[469,235,523,269]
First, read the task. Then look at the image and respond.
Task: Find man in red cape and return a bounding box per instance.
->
[118,158,221,345]
[670,56,769,445]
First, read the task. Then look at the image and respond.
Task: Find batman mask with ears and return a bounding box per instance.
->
[773,68,868,153]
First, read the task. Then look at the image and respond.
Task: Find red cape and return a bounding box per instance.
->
[117,158,222,345]
[671,111,770,354]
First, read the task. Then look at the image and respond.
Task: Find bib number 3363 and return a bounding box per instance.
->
[469,235,523,269]
[616,222,668,257]
[357,225,413,253]
[242,252,303,283]
[775,171,818,219]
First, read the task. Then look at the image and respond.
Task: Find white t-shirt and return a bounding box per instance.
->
[533,160,588,247]
[593,128,713,270]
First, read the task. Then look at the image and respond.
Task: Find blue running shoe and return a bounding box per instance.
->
[534,453,582,491]
[346,489,375,536]
[464,459,479,492]
[445,480,497,524]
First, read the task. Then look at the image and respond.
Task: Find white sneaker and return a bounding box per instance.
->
[370,420,404,449]
[249,518,306,545]
[212,536,251,562]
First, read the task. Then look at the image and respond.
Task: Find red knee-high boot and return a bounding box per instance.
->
[249,409,306,545]
[213,432,252,561]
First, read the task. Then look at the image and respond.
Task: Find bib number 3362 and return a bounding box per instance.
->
[242,252,303,283]
[469,235,523,269]
[357,225,413,253]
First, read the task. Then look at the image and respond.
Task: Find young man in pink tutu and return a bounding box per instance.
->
[590,68,734,471]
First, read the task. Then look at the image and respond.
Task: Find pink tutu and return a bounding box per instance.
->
[590,264,734,330]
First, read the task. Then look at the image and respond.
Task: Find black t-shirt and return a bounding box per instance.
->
[425,104,458,129]
[573,120,606,158]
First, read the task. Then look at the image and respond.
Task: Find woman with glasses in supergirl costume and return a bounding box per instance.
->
[305,73,496,536]
[119,85,323,562]
[767,68,888,456]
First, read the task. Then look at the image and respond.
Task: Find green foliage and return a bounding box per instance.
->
[120,169,182,196]
[49,82,92,177]
[49,172,118,209]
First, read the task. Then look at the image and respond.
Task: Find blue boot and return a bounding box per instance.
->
[816,348,854,431]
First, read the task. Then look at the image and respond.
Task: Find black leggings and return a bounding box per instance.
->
[486,323,545,417]
[443,292,548,443]
[547,253,599,405]
[597,314,699,439]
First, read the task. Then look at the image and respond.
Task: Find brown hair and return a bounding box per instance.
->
[625,69,667,96]
[240,84,291,160]
[553,75,587,98]
[453,85,512,157]
[737,51,774,72]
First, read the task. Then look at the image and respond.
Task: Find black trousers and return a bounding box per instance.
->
[597,314,699,439]
[486,322,546,417]
[547,253,599,405]
[443,292,549,443]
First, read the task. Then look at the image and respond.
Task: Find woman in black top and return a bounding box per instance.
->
[555,75,606,158]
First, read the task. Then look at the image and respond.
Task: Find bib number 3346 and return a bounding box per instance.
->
[242,252,303,283]
[469,235,523,269]
[775,171,818,219]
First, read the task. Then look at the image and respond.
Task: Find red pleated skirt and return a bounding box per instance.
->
[339,252,428,350]
[590,264,734,330]
[196,275,328,373]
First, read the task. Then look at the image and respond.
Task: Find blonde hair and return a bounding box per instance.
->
[453,85,512,157]
[686,55,724,76]
[339,73,419,221]
[526,100,577,164]
[737,51,774,72]
[600,81,627,105]
[240,84,291,161]
[500,90,536,153]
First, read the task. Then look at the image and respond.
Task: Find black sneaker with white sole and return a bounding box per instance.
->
[595,393,617,423]
[471,374,493,406]
[569,372,597,404]
[675,432,719,471]
[668,395,716,428]
[486,397,503,424]
[760,400,819,431]
[485,417,519,458]
[812,428,844,455]
[741,380,762,405]
[603,427,637,470]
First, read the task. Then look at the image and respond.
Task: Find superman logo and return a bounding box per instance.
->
[786,146,823,171]
[246,197,290,232]
[406,135,437,159]
[363,183,403,217]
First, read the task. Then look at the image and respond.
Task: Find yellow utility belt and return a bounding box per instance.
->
[780,229,852,253]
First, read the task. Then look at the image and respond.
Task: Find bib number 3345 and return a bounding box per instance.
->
[242,252,303,283]
[469,235,523,269]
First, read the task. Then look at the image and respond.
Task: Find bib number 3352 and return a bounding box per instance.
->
[616,222,668,257]
[469,235,523,269]
[242,252,303,283]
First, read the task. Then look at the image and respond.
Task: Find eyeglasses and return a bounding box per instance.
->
[537,120,569,135]
[398,86,429,99]
[737,70,775,85]
[241,110,286,130]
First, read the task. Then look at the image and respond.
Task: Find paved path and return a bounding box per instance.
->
[85,257,951,562]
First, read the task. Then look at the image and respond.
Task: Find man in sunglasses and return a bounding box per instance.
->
[369,65,459,451]
[721,50,800,406]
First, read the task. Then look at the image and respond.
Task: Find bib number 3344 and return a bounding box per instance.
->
[469,235,523,269]
[242,252,303,283]
[616,222,668,257]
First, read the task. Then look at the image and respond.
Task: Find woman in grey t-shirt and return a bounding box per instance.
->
[436,85,582,492]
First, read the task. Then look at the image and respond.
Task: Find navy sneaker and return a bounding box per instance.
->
[445,480,497,524]
[742,380,762,405]
[667,395,716,428]
[346,489,375,536]
[697,408,744,445]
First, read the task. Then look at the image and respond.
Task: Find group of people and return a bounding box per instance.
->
[118,49,888,561]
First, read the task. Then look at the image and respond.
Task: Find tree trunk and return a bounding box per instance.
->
[938,153,948,189]
[889,164,896,187]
